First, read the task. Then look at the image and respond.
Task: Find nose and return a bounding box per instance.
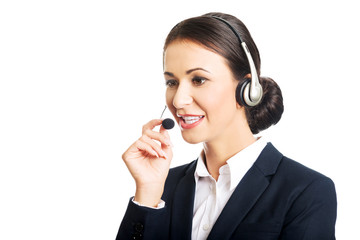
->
[172,82,193,109]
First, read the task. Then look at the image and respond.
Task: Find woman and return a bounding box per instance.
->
[116,12,337,240]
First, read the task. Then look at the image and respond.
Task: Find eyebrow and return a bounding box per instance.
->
[163,67,210,77]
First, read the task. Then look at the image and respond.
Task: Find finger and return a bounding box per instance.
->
[134,139,160,158]
[142,119,163,134]
[143,128,172,147]
[140,135,167,158]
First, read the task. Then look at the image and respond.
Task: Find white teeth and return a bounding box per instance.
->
[182,116,203,124]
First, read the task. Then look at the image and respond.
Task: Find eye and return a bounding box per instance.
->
[165,79,178,88]
[192,76,207,86]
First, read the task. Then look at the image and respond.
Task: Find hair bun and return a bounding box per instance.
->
[246,77,284,134]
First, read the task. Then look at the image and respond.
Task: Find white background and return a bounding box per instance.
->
[1,0,359,239]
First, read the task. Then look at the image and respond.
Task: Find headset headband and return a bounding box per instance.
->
[211,16,263,107]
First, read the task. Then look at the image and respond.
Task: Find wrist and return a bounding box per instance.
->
[134,183,164,208]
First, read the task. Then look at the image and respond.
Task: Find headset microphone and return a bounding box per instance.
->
[162,118,175,130]
[160,106,175,130]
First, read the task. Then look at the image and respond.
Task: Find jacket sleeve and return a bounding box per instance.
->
[279,177,337,240]
[115,198,170,240]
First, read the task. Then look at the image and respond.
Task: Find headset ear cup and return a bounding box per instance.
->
[236,78,251,107]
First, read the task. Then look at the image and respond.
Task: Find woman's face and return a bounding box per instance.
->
[163,40,246,144]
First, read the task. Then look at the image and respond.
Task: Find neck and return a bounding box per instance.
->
[202,125,256,181]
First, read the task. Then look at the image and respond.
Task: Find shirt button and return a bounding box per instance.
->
[203,224,210,231]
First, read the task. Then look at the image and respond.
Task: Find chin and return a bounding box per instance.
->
[181,132,204,144]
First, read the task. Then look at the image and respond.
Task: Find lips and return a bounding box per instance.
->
[177,114,205,129]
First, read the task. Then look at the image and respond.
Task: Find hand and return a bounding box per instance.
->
[122,119,173,207]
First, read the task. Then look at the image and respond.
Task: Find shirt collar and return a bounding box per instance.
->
[195,151,211,179]
[194,137,267,190]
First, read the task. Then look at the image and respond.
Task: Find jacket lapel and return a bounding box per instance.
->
[207,143,283,240]
[170,161,197,240]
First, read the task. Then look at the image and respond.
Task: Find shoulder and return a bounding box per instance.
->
[278,156,335,188]
[257,143,335,189]
[260,143,336,204]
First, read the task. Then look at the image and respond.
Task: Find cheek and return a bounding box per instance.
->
[205,86,235,109]
[201,85,237,122]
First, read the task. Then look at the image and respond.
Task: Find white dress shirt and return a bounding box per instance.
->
[191,137,267,240]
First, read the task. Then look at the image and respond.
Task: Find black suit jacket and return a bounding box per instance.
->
[116,143,337,240]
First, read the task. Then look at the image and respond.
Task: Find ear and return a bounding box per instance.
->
[244,73,251,79]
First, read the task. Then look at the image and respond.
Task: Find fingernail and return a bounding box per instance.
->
[160,150,167,158]
[152,150,159,158]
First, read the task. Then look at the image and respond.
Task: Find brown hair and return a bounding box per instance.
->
[164,12,284,134]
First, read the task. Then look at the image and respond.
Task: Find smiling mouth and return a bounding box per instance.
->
[178,115,205,129]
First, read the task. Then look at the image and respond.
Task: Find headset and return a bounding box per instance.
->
[211,16,263,107]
